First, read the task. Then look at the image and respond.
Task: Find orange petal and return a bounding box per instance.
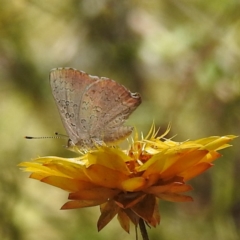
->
[117,209,130,233]
[61,199,106,209]
[124,209,139,226]
[145,173,161,187]
[166,183,193,193]
[146,183,193,195]
[69,188,120,201]
[149,199,161,227]
[97,200,119,231]
[199,151,220,164]
[141,148,199,178]
[156,193,193,202]
[114,192,146,209]
[180,162,213,181]
[159,150,208,179]
[137,150,167,172]
[30,172,49,181]
[131,194,156,224]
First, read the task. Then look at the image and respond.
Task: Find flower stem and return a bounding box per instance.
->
[139,218,149,240]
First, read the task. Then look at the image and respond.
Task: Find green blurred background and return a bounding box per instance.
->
[1,0,240,239]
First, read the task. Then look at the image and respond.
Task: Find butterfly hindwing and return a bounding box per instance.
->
[78,78,141,143]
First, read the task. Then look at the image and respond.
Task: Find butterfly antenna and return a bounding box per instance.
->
[54,132,69,138]
[25,132,69,140]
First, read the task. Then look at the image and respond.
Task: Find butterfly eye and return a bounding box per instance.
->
[67,139,74,147]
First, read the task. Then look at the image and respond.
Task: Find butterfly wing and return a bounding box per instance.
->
[49,68,97,144]
[78,77,141,144]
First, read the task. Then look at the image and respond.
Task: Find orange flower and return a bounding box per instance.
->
[19,125,236,233]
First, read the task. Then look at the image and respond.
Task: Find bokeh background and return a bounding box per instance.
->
[1,1,240,239]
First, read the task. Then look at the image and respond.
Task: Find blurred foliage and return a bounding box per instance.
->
[1,0,240,239]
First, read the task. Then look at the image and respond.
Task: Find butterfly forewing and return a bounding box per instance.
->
[49,68,96,143]
[49,67,141,148]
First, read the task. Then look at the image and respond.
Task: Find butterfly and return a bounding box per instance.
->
[49,68,141,149]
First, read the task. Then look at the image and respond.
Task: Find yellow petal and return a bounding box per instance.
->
[19,157,89,181]
[137,150,167,172]
[19,162,67,177]
[84,164,128,189]
[121,177,147,191]
[42,162,89,181]
[87,147,131,175]
[40,176,96,192]
[195,135,236,151]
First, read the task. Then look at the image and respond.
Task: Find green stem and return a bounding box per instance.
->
[139,218,149,240]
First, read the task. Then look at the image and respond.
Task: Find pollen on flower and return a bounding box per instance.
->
[19,124,236,233]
